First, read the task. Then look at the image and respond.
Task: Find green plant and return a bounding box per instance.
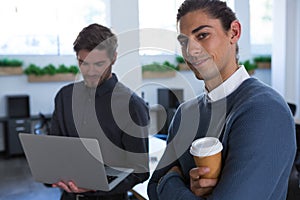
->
[162,61,179,71]
[142,61,178,72]
[24,64,79,76]
[24,64,43,75]
[0,58,23,67]
[43,64,56,75]
[175,55,185,64]
[239,60,257,72]
[253,55,271,63]
[68,65,80,74]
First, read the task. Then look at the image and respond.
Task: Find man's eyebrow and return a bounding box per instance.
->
[77,59,105,64]
[177,25,213,40]
[94,60,106,64]
[191,25,212,34]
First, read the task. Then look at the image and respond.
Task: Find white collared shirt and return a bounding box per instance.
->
[205,65,250,102]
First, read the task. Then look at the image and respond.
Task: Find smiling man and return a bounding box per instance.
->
[147,0,296,200]
[49,23,150,200]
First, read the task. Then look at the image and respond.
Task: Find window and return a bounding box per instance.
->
[138,0,234,55]
[249,0,273,55]
[138,0,184,55]
[0,0,108,55]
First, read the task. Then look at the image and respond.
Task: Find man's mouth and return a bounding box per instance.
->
[190,57,210,67]
[86,76,100,81]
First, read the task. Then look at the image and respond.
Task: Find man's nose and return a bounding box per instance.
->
[186,38,203,57]
[86,65,98,75]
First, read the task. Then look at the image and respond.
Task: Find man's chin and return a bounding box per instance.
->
[84,81,98,88]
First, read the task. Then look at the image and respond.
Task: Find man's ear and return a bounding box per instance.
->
[111,52,117,65]
[230,20,241,44]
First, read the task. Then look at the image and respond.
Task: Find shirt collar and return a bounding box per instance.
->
[95,73,118,97]
[205,65,250,102]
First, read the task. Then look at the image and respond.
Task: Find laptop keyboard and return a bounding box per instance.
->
[106,175,117,183]
[104,165,123,183]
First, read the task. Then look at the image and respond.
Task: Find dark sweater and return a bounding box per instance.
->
[148,78,296,200]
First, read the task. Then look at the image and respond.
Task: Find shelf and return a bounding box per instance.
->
[142,71,176,79]
[0,67,23,75]
[27,73,78,82]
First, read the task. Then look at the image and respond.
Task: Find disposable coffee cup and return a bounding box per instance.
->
[190,137,223,179]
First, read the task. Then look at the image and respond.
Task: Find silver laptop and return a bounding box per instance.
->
[19,133,133,191]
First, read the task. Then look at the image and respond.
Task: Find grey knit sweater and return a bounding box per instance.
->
[148,78,296,200]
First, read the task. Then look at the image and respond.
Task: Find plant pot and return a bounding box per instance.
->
[256,62,271,69]
[142,71,176,79]
[178,63,190,71]
[27,73,78,82]
[0,66,23,75]
[247,69,255,76]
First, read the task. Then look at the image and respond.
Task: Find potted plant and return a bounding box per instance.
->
[24,63,79,82]
[239,60,257,75]
[0,58,23,75]
[253,55,271,69]
[142,61,178,79]
[176,55,190,71]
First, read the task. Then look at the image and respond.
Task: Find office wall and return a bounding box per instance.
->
[272,0,300,119]
[0,55,77,151]
[0,55,78,117]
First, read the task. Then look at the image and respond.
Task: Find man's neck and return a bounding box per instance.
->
[205,64,239,92]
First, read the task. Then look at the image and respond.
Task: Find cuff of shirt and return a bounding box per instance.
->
[157,171,186,199]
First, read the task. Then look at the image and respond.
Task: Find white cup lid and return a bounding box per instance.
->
[190,137,223,157]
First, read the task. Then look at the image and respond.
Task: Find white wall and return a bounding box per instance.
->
[234,0,252,61]
[272,0,300,119]
[109,0,142,93]
[0,55,78,151]
[0,55,78,117]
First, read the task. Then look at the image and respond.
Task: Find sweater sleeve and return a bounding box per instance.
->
[100,95,151,194]
[207,99,296,200]
[157,171,200,200]
[147,145,190,200]
[148,105,204,200]
[49,90,63,136]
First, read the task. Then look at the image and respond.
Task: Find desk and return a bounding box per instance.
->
[0,114,52,156]
[131,136,166,200]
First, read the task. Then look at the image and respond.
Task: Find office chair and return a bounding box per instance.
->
[288,103,297,116]
[286,104,300,200]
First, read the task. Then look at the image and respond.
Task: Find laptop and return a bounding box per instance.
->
[19,133,133,191]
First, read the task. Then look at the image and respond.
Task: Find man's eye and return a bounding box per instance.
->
[95,63,104,67]
[81,62,88,66]
[196,33,209,40]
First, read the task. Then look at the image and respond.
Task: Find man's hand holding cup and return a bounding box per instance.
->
[189,137,223,197]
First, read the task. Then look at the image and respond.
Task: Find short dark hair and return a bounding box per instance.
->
[177,0,237,32]
[73,23,118,60]
[177,0,239,62]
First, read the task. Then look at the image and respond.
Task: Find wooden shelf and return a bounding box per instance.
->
[178,63,190,71]
[27,73,78,82]
[142,71,176,79]
[0,67,23,75]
